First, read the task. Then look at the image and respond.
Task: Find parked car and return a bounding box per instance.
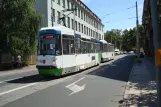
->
[128,51,134,54]
[123,51,127,54]
[114,49,120,55]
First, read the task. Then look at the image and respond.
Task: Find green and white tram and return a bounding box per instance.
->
[99,40,115,62]
[36,26,101,76]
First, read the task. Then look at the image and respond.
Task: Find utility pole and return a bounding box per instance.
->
[150,0,161,106]
[136,1,140,59]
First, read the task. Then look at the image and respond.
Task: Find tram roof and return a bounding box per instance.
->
[40,26,74,36]
[81,35,91,40]
[100,40,108,44]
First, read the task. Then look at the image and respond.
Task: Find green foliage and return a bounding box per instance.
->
[104,25,144,52]
[0,0,41,56]
[104,29,123,49]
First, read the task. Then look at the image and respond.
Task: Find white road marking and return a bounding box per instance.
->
[66,77,86,96]
[66,77,85,87]
[0,83,37,96]
[0,77,24,84]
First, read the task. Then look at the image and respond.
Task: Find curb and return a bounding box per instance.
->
[122,63,135,106]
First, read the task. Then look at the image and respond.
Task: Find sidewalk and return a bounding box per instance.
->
[123,58,157,107]
[0,65,37,77]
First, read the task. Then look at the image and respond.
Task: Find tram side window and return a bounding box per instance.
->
[69,40,75,54]
[98,44,100,52]
[110,46,112,52]
[104,44,107,52]
[91,42,94,53]
[84,41,88,53]
[63,39,69,54]
[103,44,105,52]
[100,44,103,52]
[96,43,99,52]
[93,43,95,53]
[81,40,85,54]
[107,44,110,52]
[75,38,81,54]
[88,42,91,53]
[62,35,75,55]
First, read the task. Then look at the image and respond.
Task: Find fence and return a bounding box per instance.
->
[0,54,37,69]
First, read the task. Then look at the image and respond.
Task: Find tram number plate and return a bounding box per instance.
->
[92,56,95,60]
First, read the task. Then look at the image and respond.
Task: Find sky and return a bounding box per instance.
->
[81,0,144,32]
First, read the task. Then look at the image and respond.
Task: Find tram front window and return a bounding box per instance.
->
[39,37,61,55]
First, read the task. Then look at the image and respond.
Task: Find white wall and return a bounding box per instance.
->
[36,0,104,40]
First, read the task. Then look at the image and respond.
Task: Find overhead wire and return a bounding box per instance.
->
[102,6,136,19]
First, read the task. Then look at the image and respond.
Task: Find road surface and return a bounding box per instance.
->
[0,55,134,107]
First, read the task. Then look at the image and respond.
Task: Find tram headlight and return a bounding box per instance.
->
[53,62,56,65]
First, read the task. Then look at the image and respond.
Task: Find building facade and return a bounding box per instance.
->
[142,0,154,56]
[35,0,104,40]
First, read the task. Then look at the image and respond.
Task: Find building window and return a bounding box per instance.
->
[63,0,65,8]
[51,8,55,22]
[78,8,80,18]
[75,6,77,16]
[71,3,74,9]
[84,26,86,34]
[75,21,77,31]
[93,30,95,37]
[58,0,60,5]
[57,11,60,24]
[82,24,83,33]
[68,17,70,28]
[81,11,83,19]
[78,23,80,32]
[86,27,88,35]
[91,29,93,37]
[63,14,66,26]
[67,0,70,9]
[72,19,74,29]
[89,28,90,36]
[84,13,86,21]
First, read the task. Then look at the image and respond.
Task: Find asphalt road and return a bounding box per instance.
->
[0,69,38,82]
[1,55,134,107]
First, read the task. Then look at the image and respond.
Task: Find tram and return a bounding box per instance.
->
[36,26,114,76]
[36,26,101,76]
[99,40,115,62]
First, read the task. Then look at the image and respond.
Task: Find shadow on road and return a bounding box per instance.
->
[6,69,85,84]
[87,55,135,82]
[7,55,134,84]
[7,74,60,84]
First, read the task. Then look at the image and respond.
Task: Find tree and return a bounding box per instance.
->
[105,25,144,52]
[0,0,41,57]
[104,29,123,49]
[121,25,144,51]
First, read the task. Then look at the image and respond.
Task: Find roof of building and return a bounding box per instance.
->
[74,0,103,25]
